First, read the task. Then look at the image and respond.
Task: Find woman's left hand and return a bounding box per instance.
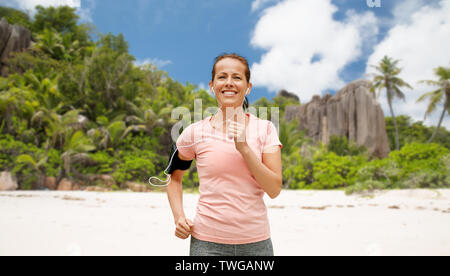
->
[227,116,248,153]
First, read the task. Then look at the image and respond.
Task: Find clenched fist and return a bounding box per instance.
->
[175,217,194,239]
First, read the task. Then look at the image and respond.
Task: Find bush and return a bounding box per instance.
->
[353,158,401,188]
[282,151,312,189]
[75,151,116,175]
[0,134,40,170]
[285,143,368,190]
[42,148,62,177]
[401,170,450,189]
[327,135,367,156]
[345,143,450,194]
[389,143,449,178]
[345,180,385,195]
[112,150,157,184]
[312,151,354,189]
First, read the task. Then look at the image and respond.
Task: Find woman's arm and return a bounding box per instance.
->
[166,156,194,239]
[238,145,282,199]
[167,169,186,223]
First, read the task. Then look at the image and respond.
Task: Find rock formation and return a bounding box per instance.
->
[0,17,33,76]
[277,89,300,103]
[285,80,390,158]
[0,171,18,191]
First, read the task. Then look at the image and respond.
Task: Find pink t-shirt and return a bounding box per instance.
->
[176,112,283,244]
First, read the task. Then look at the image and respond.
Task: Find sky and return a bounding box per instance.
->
[1,0,449,129]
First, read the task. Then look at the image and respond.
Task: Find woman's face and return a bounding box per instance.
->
[210,58,252,109]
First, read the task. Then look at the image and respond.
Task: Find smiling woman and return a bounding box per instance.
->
[210,53,251,110]
[166,53,283,257]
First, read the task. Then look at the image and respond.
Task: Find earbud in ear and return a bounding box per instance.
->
[212,87,215,94]
[245,88,250,95]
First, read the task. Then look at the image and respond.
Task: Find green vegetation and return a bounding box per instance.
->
[0,5,448,193]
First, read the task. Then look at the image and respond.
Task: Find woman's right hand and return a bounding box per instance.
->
[175,217,194,239]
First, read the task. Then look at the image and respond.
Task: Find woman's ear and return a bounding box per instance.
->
[246,83,253,95]
[209,81,214,95]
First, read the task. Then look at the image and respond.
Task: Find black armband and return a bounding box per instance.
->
[166,143,193,174]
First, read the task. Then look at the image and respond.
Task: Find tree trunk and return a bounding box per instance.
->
[428,98,448,143]
[387,93,400,150]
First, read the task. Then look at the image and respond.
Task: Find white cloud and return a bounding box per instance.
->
[250,0,378,103]
[392,0,441,25]
[135,58,172,68]
[251,0,280,13]
[365,0,450,129]
[77,0,95,23]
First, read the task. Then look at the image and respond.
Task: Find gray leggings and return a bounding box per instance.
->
[190,236,274,256]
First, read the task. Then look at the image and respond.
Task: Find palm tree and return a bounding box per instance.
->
[124,108,166,136]
[23,71,62,109]
[417,66,450,143]
[41,109,83,149]
[15,150,48,190]
[35,28,66,60]
[58,130,96,183]
[370,56,412,150]
[87,115,137,150]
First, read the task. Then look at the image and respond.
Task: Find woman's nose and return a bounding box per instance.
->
[225,77,234,86]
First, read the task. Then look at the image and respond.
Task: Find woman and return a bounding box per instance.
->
[167,53,283,256]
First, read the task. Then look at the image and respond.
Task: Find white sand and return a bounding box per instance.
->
[0,189,449,256]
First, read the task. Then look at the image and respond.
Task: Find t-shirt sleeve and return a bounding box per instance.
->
[263,121,283,153]
[176,125,196,160]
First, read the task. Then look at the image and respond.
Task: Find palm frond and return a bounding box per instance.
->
[417,89,440,103]
[425,90,445,116]
[16,154,38,171]
[418,80,439,86]
[393,87,406,101]
[393,77,413,89]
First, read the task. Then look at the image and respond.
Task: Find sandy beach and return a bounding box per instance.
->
[1,189,449,256]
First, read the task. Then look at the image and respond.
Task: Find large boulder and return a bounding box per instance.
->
[0,17,33,76]
[0,171,18,191]
[89,174,116,188]
[44,177,57,190]
[123,182,151,193]
[285,80,390,158]
[57,178,73,191]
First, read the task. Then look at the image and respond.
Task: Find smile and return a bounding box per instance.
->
[222,91,238,96]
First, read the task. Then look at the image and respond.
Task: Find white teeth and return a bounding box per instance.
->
[223,92,236,95]
[223,91,237,96]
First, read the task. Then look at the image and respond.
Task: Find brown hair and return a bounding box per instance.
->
[211,53,250,110]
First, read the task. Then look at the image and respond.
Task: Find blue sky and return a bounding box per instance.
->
[86,0,393,103]
[90,0,390,100]
[88,0,280,103]
[1,0,449,128]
